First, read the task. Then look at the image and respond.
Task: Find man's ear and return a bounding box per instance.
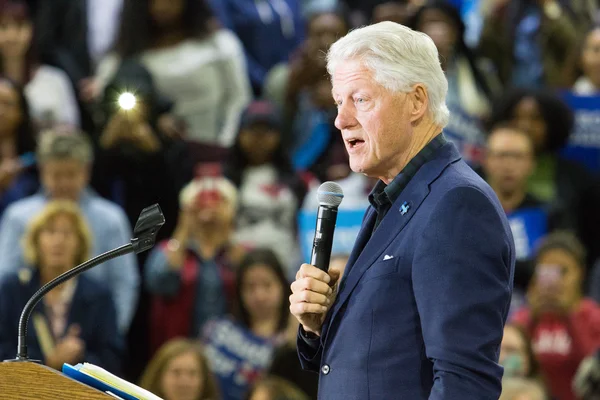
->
[408,83,429,123]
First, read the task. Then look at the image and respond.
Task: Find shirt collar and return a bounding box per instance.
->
[368,133,447,209]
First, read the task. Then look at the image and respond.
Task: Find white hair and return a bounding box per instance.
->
[326,21,450,127]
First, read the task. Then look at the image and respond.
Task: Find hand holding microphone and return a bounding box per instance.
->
[289,182,343,336]
[290,264,342,336]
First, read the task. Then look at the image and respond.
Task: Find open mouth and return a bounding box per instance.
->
[347,139,365,149]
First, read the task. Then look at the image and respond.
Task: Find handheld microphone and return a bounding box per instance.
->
[310,182,344,272]
[4,204,165,363]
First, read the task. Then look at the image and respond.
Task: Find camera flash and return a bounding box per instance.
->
[118,92,136,110]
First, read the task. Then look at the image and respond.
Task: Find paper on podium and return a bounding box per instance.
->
[63,363,163,400]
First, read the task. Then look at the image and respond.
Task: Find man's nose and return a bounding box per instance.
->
[335,103,357,131]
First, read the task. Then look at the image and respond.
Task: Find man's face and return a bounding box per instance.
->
[332,60,414,180]
[483,129,534,196]
[40,159,89,201]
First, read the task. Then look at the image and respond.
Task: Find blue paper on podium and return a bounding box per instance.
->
[63,363,162,400]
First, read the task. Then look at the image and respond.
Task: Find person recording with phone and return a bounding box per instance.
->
[512,231,600,400]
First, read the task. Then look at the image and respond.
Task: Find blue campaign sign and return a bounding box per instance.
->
[444,103,486,168]
[506,207,548,260]
[298,208,367,263]
[561,92,600,173]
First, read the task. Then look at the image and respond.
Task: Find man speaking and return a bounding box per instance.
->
[290,21,515,399]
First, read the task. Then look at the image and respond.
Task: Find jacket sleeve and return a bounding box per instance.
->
[296,326,323,373]
[413,186,514,400]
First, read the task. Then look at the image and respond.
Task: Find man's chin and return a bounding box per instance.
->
[349,162,376,178]
[349,158,367,174]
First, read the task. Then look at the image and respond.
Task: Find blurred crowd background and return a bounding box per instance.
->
[0,0,599,399]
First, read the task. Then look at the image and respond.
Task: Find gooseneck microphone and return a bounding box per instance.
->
[5,204,165,363]
[311,182,344,272]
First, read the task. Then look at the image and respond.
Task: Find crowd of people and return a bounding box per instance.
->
[0,0,599,399]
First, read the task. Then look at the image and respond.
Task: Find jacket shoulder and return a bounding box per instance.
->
[432,160,501,206]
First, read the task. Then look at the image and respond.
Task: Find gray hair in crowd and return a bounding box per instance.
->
[37,129,94,165]
[326,21,450,127]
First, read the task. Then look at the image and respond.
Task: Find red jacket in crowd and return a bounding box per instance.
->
[512,299,600,400]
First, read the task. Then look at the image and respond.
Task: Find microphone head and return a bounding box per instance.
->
[317,181,344,208]
[132,204,166,254]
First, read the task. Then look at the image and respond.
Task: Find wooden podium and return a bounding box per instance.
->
[0,361,113,399]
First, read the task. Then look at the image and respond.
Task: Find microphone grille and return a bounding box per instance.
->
[317,181,344,208]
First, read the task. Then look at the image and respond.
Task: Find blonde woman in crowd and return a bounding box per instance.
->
[0,200,122,373]
[140,338,220,400]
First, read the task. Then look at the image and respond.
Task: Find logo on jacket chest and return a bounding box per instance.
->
[400,201,410,215]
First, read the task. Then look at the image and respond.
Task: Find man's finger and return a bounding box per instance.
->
[291,277,332,296]
[297,263,331,284]
[290,302,328,316]
[289,291,329,307]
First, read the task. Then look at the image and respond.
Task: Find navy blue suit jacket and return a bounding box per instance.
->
[298,142,515,399]
[0,269,123,373]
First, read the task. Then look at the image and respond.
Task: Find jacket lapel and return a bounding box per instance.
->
[342,207,377,278]
[324,143,462,339]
